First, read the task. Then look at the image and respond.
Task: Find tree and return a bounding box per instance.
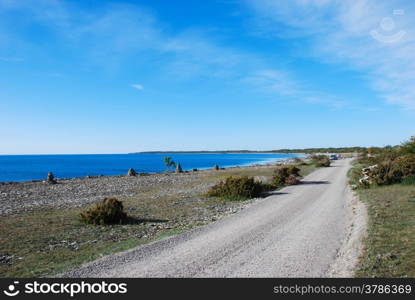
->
[163,157,176,172]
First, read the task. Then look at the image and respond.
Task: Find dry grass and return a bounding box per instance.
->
[354,184,415,277]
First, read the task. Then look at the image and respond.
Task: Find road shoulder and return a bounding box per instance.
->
[327,185,368,277]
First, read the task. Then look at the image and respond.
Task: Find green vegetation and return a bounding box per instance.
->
[207,176,271,201]
[355,137,415,188]
[354,184,415,277]
[80,198,127,225]
[349,135,415,277]
[272,147,367,154]
[162,157,176,172]
[271,166,301,186]
[134,146,366,154]
[208,165,306,201]
[311,155,331,167]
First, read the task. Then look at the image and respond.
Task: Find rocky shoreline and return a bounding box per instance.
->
[0,158,301,216]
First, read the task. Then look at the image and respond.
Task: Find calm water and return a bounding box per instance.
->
[0,153,299,182]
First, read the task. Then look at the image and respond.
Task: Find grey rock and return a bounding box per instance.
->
[47,172,57,184]
[128,168,137,176]
[176,163,183,173]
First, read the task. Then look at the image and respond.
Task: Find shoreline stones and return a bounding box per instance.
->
[127,168,137,176]
[47,172,57,184]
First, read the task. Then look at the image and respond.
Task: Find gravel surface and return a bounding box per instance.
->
[0,172,208,216]
[327,186,367,277]
[63,158,357,277]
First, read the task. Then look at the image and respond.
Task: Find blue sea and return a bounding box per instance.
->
[0,153,300,182]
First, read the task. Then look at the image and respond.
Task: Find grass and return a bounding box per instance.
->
[350,164,415,277]
[1,163,315,277]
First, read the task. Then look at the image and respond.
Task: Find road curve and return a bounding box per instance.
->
[64,158,353,277]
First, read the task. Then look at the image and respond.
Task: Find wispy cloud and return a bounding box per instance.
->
[245,0,415,110]
[0,0,353,110]
[131,84,144,90]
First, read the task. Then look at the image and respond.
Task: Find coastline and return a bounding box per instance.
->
[0,154,304,185]
[0,156,315,277]
[0,156,303,216]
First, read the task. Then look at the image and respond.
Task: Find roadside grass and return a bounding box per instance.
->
[350,163,415,277]
[1,163,315,277]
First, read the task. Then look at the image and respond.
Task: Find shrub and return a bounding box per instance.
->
[368,155,415,186]
[287,165,301,176]
[393,154,415,178]
[207,176,266,201]
[311,155,331,167]
[272,167,290,186]
[399,136,415,155]
[370,161,397,186]
[272,166,301,187]
[315,159,330,167]
[80,198,127,225]
[285,174,300,185]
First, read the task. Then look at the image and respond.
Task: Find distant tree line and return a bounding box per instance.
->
[270,147,367,154]
[132,147,367,154]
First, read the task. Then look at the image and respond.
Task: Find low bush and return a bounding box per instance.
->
[393,154,415,177]
[311,155,331,167]
[287,165,301,176]
[272,166,301,187]
[369,161,397,186]
[366,154,415,186]
[207,176,267,201]
[285,174,300,185]
[80,198,127,225]
[315,159,331,167]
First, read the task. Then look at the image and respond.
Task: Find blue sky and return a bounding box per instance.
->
[1,0,414,154]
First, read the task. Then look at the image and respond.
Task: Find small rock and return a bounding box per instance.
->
[127,168,137,176]
[213,165,220,170]
[176,163,183,173]
[47,172,57,184]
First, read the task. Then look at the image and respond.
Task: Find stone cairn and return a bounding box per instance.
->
[358,164,378,186]
[127,168,137,176]
[213,165,220,171]
[176,163,183,173]
[47,172,57,184]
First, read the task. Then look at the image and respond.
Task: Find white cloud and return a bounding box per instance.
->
[245,0,415,110]
[131,84,144,90]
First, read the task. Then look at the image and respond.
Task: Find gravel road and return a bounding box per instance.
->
[63,158,354,277]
